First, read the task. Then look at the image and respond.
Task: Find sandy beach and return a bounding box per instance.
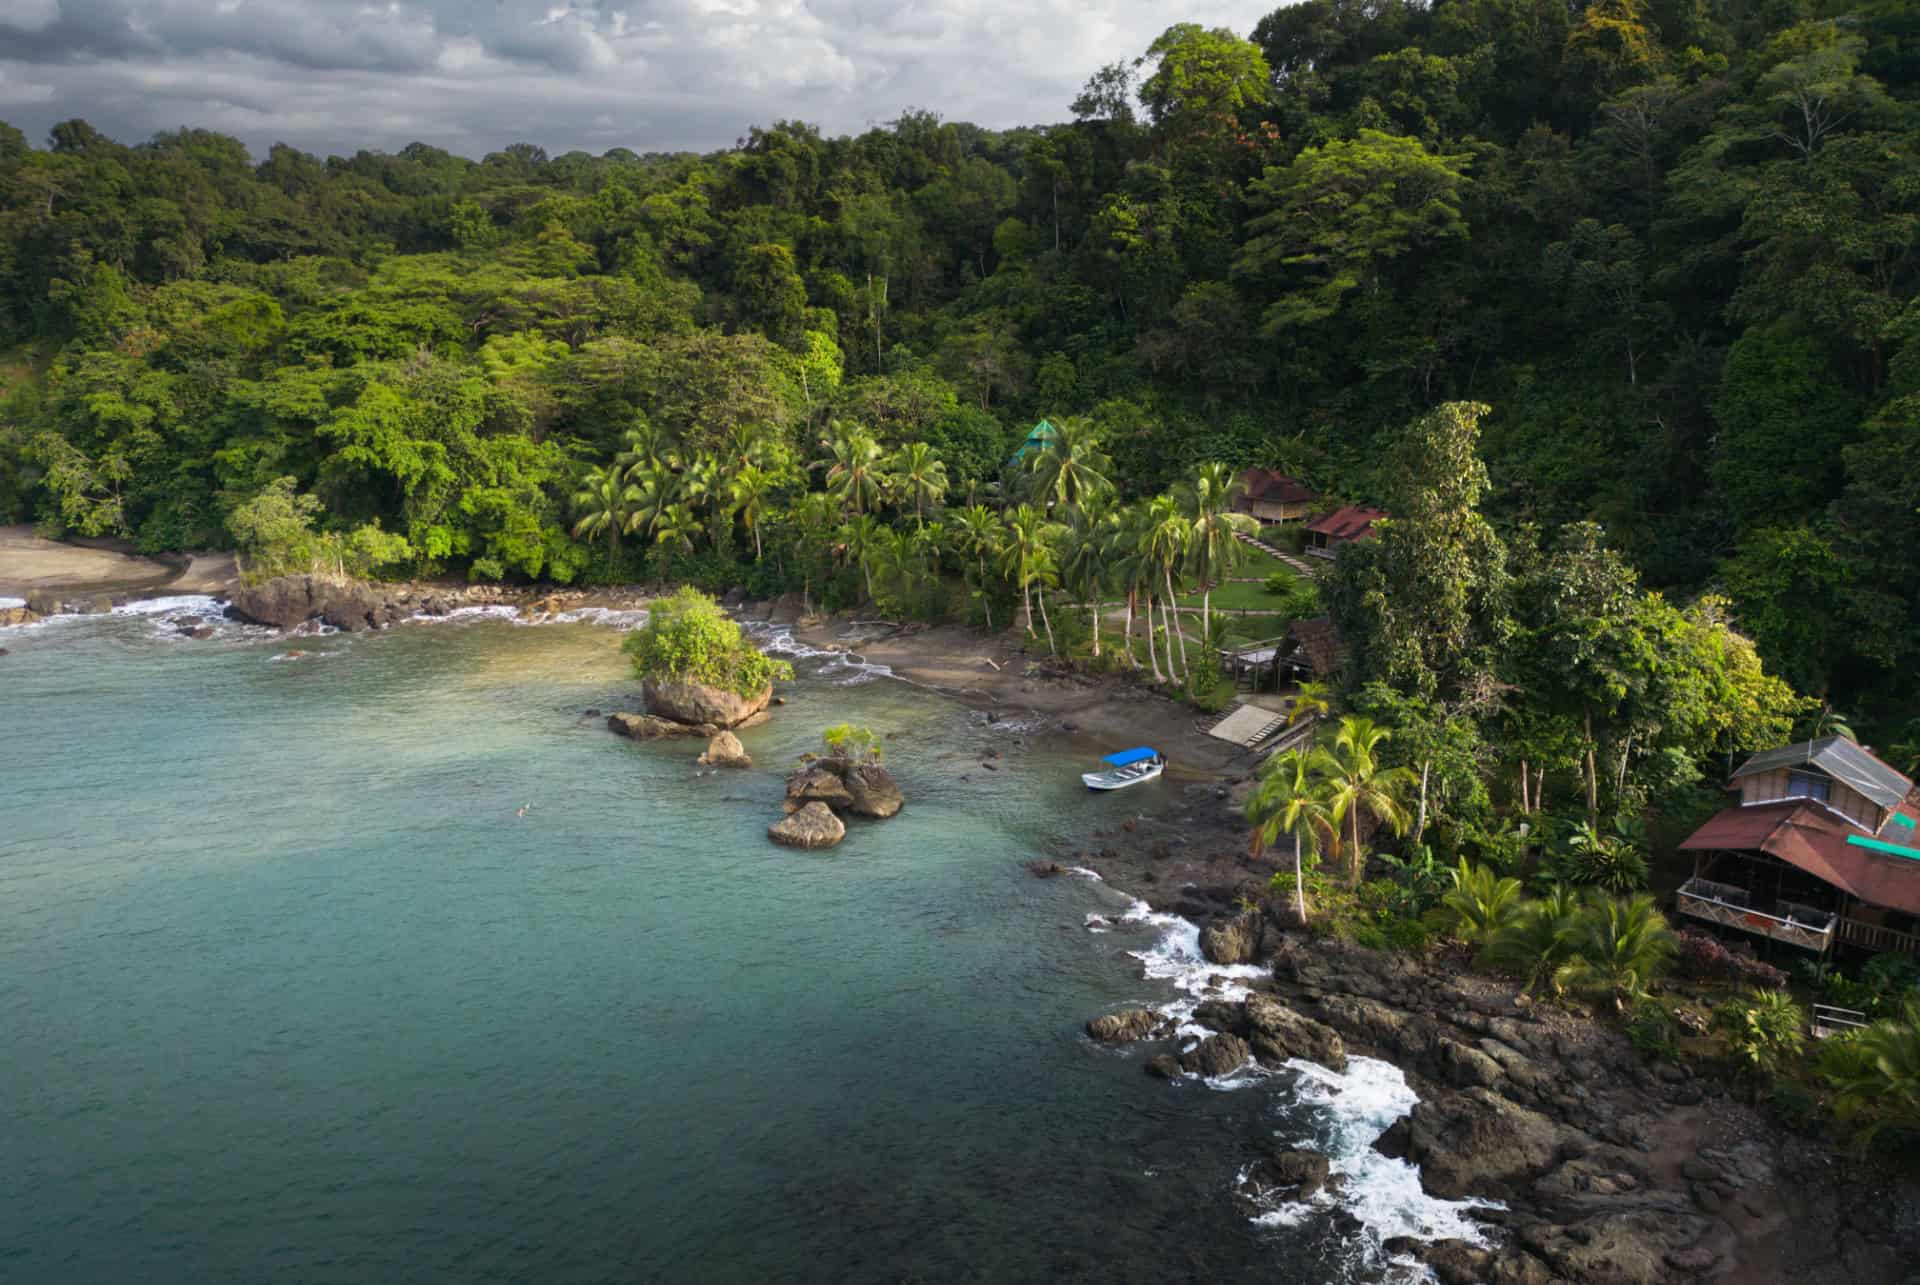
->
[0,525,237,598]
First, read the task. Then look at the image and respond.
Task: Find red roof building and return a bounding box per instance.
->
[1233,469,1319,523]
[1304,506,1385,559]
[1676,736,1920,957]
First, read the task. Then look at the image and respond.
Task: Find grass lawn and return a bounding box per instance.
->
[1178,579,1291,613]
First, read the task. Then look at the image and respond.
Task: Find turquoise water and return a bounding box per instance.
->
[0,602,1476,1283]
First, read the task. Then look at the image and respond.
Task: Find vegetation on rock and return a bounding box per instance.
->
[622,587,792,699]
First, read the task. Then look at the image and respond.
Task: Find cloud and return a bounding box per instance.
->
[0,0,1281,157]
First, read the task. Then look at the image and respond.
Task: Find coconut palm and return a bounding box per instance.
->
[951,504,1005,630]
[1109,505,1159,679]
[1026,416,1113,512]
[885,441,949,526]
[1824,996,1920,1146]
[615,416,677,479]
[570,465,634,557]
[1482,883,1583,995]
[1057,496,1116,658]
[651,503,700,556]
[1000,503,1064,655]
[1289,680,1333,727]
[1246,749,1338,926]
[1314,716,1415,883]
[839,513,886,602]
[819,422,886,516]
[623,460,681,542]
[729,465,775,561]
[1554,893,1677,1013]
[1182,462,1260,639]
[1142,494,1192,682]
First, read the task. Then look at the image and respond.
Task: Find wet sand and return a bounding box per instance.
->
[0,525,237,598]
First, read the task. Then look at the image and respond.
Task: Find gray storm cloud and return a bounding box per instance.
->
[0,0,1279,157]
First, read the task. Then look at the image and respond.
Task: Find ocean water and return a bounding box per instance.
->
[0,600,1486,1283]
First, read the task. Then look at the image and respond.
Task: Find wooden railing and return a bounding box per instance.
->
[1812,1004,1870,1040]
[1675,878,1836,953]
[1836,916,1920,957]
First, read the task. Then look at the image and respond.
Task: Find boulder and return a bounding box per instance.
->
[1407,1088,1568,1201]
[1244,1148,1332,1201]
[696,731,751,768]
[25,589,60,615]
[317,581,383,632]
[1086,1008,1161,1043]
[1144,1054,1182,1080]
[1180,1032,1252,1078]
[1200,910,1264,965]
[843,763,904,818]
[785,766,855,810]
[0,646,9,656]
[0,607,40,628]
[769,801,845,850]
[1245,994,1348,1072]
[644,676,771,729]
[607,712,707,740]
[186,626,215,640]
[228,575,319,628]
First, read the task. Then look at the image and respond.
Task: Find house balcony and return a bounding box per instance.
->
[1675,877,1837,953]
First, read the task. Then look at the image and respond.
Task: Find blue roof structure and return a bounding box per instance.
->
[1101,747,1160,767]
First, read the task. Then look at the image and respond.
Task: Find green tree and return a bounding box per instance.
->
[1556,893,1677,1013]
[1315,716,1416,884]
[885,440,948,525]
[1181,461,1259,640]
[1247,748,1338,925]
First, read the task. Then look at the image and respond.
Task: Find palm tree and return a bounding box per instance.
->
[788,491,839,607]
[1438,858,1525,945]
[570,465,633,557]
[729,465,775,561]
[1824,996,1920,1146]
[819,422,885,516]
[1289,680,1332,727]
[1000,504,1063,654]
[840,513,886,602]
[1554,893,1677,1013]
[651,503,699,556]
[623,460,680,543]
[1109,505,1159,679]
[1026,416,1113,512]
[951,504,1005,630]
[1246,749,1337,926]
[886,441,949,526]
[1058,496,1116,658]
[1482,883,1582,996]
[615,416,677,479]
[1142,494,1192,682]
[1182,462,1260,639]
[1314,716,1415,884]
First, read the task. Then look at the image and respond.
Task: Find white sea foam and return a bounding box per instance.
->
[540,605,649,630]
[751,624,894,685]
[0,596,23,609]
[1065,866,1104,881]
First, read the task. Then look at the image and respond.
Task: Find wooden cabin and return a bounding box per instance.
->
[1233,469,1318,524]
[1304,506,1385,559]
[1677,737,1920,957]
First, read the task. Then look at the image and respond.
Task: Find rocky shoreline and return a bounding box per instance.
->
[1063,788,1920,1284]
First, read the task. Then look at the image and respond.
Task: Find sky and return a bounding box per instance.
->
[0,0,1283,159]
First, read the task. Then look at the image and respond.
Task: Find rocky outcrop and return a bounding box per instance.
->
[608,712,712,740]
[1240,1148,1332,1202]
[1405,1087,1569,1201]
[769,801,845,849]
[785,766,855,811]
[696,731,751,768]
[227,575,394,631]
[0,607,39,627]
[1180,1032,1252,1078]
[1086,1008,1162,1042]
[1200,909,1265,965]
[843,763,904,818]
[1244,994,1347,1072]
[643,677,770,730]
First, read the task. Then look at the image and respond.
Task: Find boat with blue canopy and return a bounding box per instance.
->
[1082,747,1166,791]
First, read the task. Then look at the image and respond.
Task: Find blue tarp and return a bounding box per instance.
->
[1101,747,1160,767]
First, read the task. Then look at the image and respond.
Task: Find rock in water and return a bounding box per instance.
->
[843,763,904,818]
[25,589,59,615]
[228,576,319,628]
[607,712,708,740]
[643,677,770,730]
[785,765,854,810]
[1243,1149,1333,1201]
[0,607,40,628]
[1200,910,1264,965]
[1144,1054,1182,1080]
[1244,994,1348,1072]
[1085,1008,1160,1042]
[187,626,215,640]
[769,802,845,850]
[696,731,751,768]
[1180,1033,1252,1078]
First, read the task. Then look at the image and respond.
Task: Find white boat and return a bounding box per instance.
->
[1082,747,1166,791]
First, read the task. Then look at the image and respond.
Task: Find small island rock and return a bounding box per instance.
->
[769,801,845,849]
[1180,1032,1253,1078]
[1086,1008,1161,1042]
[644,676,770,730]
[697,731,751,768]
[843,762,904,818]
[608,712,708,740]
[785,765,855,810]
[0,607,40,628]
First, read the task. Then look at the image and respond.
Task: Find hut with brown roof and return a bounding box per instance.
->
[1304,506,1385,559]
[1233,468,1319,524]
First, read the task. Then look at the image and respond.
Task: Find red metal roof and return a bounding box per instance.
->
[1236,468,1318,506]
[1680,802,1920,916]
[1304,505,1385,542]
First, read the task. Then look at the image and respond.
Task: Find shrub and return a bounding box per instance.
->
[1627,1001,1680,1064]
[1353,923,1390,951]
[1822,999,1920,1146]
[1712,990,1806,1084]
[1555,893,1678,1013]
[1384,917,1432,952]
[1440,858,1525,945]
[1676,930,1788,988]
[623,586,794,697]
[1768,1078,1819,1130]
[821,723,882,764]
[1483,883,1584,997]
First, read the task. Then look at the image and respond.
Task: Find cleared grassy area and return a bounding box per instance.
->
[1178,579,1292,613]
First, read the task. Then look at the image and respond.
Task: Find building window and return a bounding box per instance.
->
[1785,770,1830,803]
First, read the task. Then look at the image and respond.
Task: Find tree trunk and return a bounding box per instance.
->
[1294,830,1308,926]
[1584,711,1599,822]
[1519,758,1531,814]
[1144,594,1165,684]
[1163,568,1190,676]
[1350,807,1363,886]
[1121,592,1136,666]
[1415,760,1431,845]
[1036,586,1057,656]
[1089,596,1101,659]
[1158,595,1184,683]
[1202,584,1212,643]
